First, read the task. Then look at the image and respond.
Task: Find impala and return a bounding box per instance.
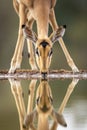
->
[23,80,67,130]
[9,0,79,75]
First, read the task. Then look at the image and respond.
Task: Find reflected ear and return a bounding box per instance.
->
[22,25,38,45]
[51,110,67,127]
[23,109,37,129]
[49,25,66,44]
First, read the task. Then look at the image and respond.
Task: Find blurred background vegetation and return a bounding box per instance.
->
[0,0,87,70]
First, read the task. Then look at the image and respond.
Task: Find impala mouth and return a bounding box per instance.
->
[41,72,47,79]
[40,105,50,113]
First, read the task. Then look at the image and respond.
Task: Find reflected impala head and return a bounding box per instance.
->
[36,80,53,113]
[22,25,66,74]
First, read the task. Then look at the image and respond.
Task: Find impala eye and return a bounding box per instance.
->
[36,48,40,56]
[49,48,53,57]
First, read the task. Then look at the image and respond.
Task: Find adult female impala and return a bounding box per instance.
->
[9,0,79,75]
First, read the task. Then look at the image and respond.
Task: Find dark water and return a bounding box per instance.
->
[0,79,87,130]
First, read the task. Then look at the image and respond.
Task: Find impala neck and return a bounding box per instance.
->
[36,11,49,39]
[33,1,51,39]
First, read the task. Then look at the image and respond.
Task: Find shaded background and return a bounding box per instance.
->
[0,0,87,130]
[0,0,87,70]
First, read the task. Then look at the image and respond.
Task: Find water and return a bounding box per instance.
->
[0,79,87,130]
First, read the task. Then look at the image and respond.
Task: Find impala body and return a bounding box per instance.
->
[9,0,79,75]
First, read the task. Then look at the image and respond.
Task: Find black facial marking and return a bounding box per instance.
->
[40,105,50,113]
[40,41,49,48]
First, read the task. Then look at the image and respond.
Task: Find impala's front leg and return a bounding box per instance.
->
[9,3,26,73]
[59,38,79,72]
[27,39,37,70]
[49,9,79,72]
[27,18,37,70]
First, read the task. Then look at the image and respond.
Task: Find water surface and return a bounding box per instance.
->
[0,79,87,130]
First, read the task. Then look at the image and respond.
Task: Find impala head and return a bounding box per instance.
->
[35,39,53,76]
[36,80,53,113]
[22,25,66,75]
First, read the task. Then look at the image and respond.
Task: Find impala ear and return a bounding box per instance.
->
[23,109,37,129]
[51,110,67,127]
[49,25,66,44]
[22,25,38,45]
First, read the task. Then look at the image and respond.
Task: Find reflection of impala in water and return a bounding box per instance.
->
[9,78,79,130]
[23,80,67,130]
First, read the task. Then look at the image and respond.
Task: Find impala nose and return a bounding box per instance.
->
[41,104,49,113]
[41,72,47,79]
